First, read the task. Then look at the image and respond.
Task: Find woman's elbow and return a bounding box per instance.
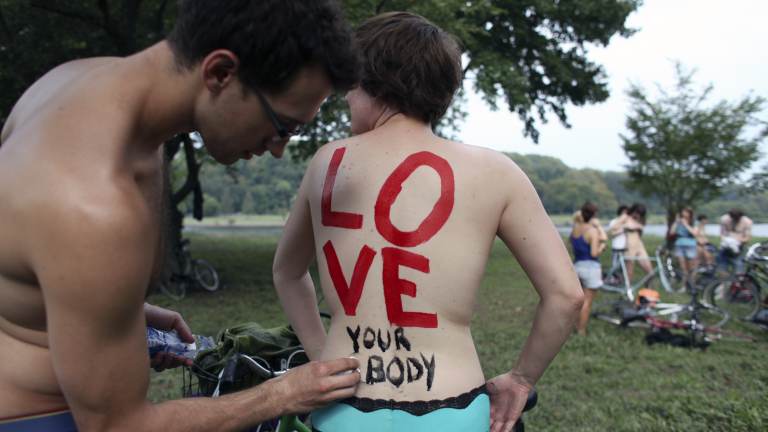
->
[272,255,292,287]
[543,282,584,313]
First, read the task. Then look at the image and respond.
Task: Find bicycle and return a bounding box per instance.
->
[704,241,768,325]
[592,246,730,332]
[183,349,539,432]
[598,246,680,304]
[657,243,719,294]
[619,282,753,349]
[160,238,220,300]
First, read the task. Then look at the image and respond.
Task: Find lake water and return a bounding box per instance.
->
[187,223,768,238]
[557,223,768,238]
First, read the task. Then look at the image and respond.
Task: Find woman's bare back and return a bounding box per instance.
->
[304,123,517,401]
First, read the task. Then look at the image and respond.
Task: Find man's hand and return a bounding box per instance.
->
[270,357,361,415]
[487,371,534,432]
[144,303,194,371]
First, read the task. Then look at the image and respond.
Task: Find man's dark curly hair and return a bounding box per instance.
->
[355,12,463,125]
[167,0,359,93]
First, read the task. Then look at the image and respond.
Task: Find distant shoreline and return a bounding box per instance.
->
[185,214,768,238]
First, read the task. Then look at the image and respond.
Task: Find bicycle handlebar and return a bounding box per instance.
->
[746,242,768,263]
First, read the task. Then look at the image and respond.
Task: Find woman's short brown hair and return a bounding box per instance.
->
[354,12,463,125]
[581,202,599,223]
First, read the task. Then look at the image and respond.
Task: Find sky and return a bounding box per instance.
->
[459,0,768,172]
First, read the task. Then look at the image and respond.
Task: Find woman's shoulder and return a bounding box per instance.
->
[442,141,536,188]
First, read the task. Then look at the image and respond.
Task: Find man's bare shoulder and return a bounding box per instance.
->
[2,57,120,140]
[23,179,153,254]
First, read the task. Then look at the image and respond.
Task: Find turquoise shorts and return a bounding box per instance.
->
[0,409,77,432]
[311,385,489,432]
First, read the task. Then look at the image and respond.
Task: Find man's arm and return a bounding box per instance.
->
[487,156,584,432]
[32,196,358,432]
[720,215,729,238]
[742,219,753,244]
[273,157,327,361]
[608,214,628,236]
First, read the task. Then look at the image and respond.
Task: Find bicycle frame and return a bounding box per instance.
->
[600,249,674,301]
[205,352,311,432]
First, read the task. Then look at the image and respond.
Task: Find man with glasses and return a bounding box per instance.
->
[0,1,360,431]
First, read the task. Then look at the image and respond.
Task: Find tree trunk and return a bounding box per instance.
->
[156,134,204,292]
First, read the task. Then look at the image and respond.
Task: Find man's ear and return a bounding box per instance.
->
[200,49,240,93]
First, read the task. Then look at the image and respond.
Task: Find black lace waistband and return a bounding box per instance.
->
[338,384,488,416]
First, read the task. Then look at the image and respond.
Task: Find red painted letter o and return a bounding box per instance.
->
[375,152,454,247]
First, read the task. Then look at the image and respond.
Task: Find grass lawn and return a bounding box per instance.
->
[147,233,768,431]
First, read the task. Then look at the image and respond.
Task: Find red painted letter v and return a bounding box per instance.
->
[323,240,376,316]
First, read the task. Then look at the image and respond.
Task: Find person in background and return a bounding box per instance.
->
[607,205,629,273]
[668,207,698,287]
[718,208,753,274]
[624,203,652,281]
[570,202,608,336]
[695,214,714,266]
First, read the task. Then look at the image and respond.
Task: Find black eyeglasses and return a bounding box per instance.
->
[255,90,305,139]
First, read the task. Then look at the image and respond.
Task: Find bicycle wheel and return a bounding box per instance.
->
[659,248,686,293]
[656,303,729,330]
[706,274,760,321]
[591,296,645,327]
[193,259,220,292]
[160,278,187,301]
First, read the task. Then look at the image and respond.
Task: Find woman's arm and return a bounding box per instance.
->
[680,219,696,234]
[273,160,326,361]
[587,228,606,258]
[487,156,584,430]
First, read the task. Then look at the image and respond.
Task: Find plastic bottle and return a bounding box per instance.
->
[146,326,216,360]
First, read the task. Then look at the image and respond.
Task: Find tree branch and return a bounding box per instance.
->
[30,1,104,29]
[172,135,201,206]
[463,58,474,76]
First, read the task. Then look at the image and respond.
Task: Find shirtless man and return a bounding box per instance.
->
[718,208,753,274]
[273,13,584,432]
[0,1,362,430]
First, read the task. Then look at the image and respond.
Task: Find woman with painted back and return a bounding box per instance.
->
[272,12,583,432]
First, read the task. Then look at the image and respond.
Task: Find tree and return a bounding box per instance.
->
[622,63,767,227]
[543,169,617,214]
[0,0,643,242]
[241,191,257,214]
[294,0,643,156]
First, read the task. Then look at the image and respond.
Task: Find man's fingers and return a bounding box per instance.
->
[160,352,174,371]
[502,420,517,432]
[319,385,358,404]
[150,353,163,368]
[322,370,361,391]
[173,316,195,343]
[321,357,360,375]
[490,419,502,432]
